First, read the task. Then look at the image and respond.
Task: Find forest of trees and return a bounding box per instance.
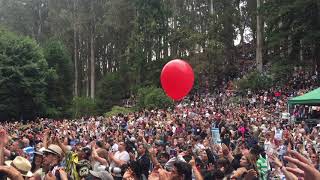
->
[0,0,319,119]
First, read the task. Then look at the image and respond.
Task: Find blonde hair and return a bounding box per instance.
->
[244,153,258,172]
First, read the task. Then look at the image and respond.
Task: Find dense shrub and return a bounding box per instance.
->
[104,106,134,117]
[137,86,174,109]
[237,71,273,92]
[70,97,97,118]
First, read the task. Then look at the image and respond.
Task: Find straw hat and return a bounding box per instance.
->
[43,144,63,157]
[5,156,33,177]
[33,150,44,156]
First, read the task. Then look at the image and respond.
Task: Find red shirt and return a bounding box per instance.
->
[275,92,281,97]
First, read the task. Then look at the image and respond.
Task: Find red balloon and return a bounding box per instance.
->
[160,59,194,101]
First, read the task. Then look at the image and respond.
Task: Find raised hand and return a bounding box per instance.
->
[91,141,96,149]
[203,139,209,148]
[244,169,258,180]
[284,150,320,180]
[58,168,68,180]
[189,156,196,167]
[138,130,144,137]
[129,151,136,161]
[231,167,247,178]
[269,154,282,168]
[91,142,98,159]
[221,143,230,156]
[45,172,57,180]
[148,147,157,157]
[0,166,24,180]
[0,129,8,146]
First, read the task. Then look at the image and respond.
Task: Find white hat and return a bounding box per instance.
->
[5,156,33,177]
[38,147,46,152]
[317,124,320,128]
[66,145,72,151]
[33,151,44,156]
[43,144,63,157]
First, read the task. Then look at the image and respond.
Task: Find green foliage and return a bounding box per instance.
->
[0,28,50,120]
[270,61,295,85]
[70,97,97,118]
[46,107,62,118]
[0,0,319,120]
[262,0,320,63]
[237,71,273,92]
[43,40,73,118]
[104,106,134,117]
[137,86,173,110]
[96,73,127,113]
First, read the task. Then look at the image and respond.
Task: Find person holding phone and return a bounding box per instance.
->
[108,141,130,180]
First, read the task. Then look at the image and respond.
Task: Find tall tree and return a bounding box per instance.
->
[89,0,96,99]
[44,40,73,117]
[73,0,79,97]
[262,0,320,69]
[256,0,263,72]
[0,0,49,41]
[0,28,51,120]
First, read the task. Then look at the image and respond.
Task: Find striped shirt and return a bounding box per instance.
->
[257,155,269,180]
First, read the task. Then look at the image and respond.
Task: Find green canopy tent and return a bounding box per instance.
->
[288,87,320,106]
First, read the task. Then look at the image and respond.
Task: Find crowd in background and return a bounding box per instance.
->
[0,67,320,180]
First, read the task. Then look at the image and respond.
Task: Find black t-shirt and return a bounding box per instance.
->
[221,130,231,146]
[137,154,150,177]
[231,154,242,170]
[200,131,207,140]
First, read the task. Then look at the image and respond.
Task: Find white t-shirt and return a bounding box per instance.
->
[111,144,119,152]
[110,151,130,168]
[194,143,205,152]
[281,112,290,120]
[172,126,176,133]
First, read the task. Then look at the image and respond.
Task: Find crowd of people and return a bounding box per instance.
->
[0,67,320,180]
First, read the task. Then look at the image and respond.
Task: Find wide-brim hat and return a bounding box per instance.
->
[33,151,44,156]
[43,144,62,157]
[5,156,33,177]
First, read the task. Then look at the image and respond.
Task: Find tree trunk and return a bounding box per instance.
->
[288,35,292,57]
[37,1,42,41]
[73,0,79,97]
[256,0,263,72]
[86,51,89,97]
[315,41,320,71]
[90,1,95,99]
[299,39,303,62]
[171,0,178,57]
[316,0,320,71]
[210,0,214,15]
[90,33,95,99]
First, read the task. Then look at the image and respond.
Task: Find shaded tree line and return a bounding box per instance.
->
[0,0,319,119]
